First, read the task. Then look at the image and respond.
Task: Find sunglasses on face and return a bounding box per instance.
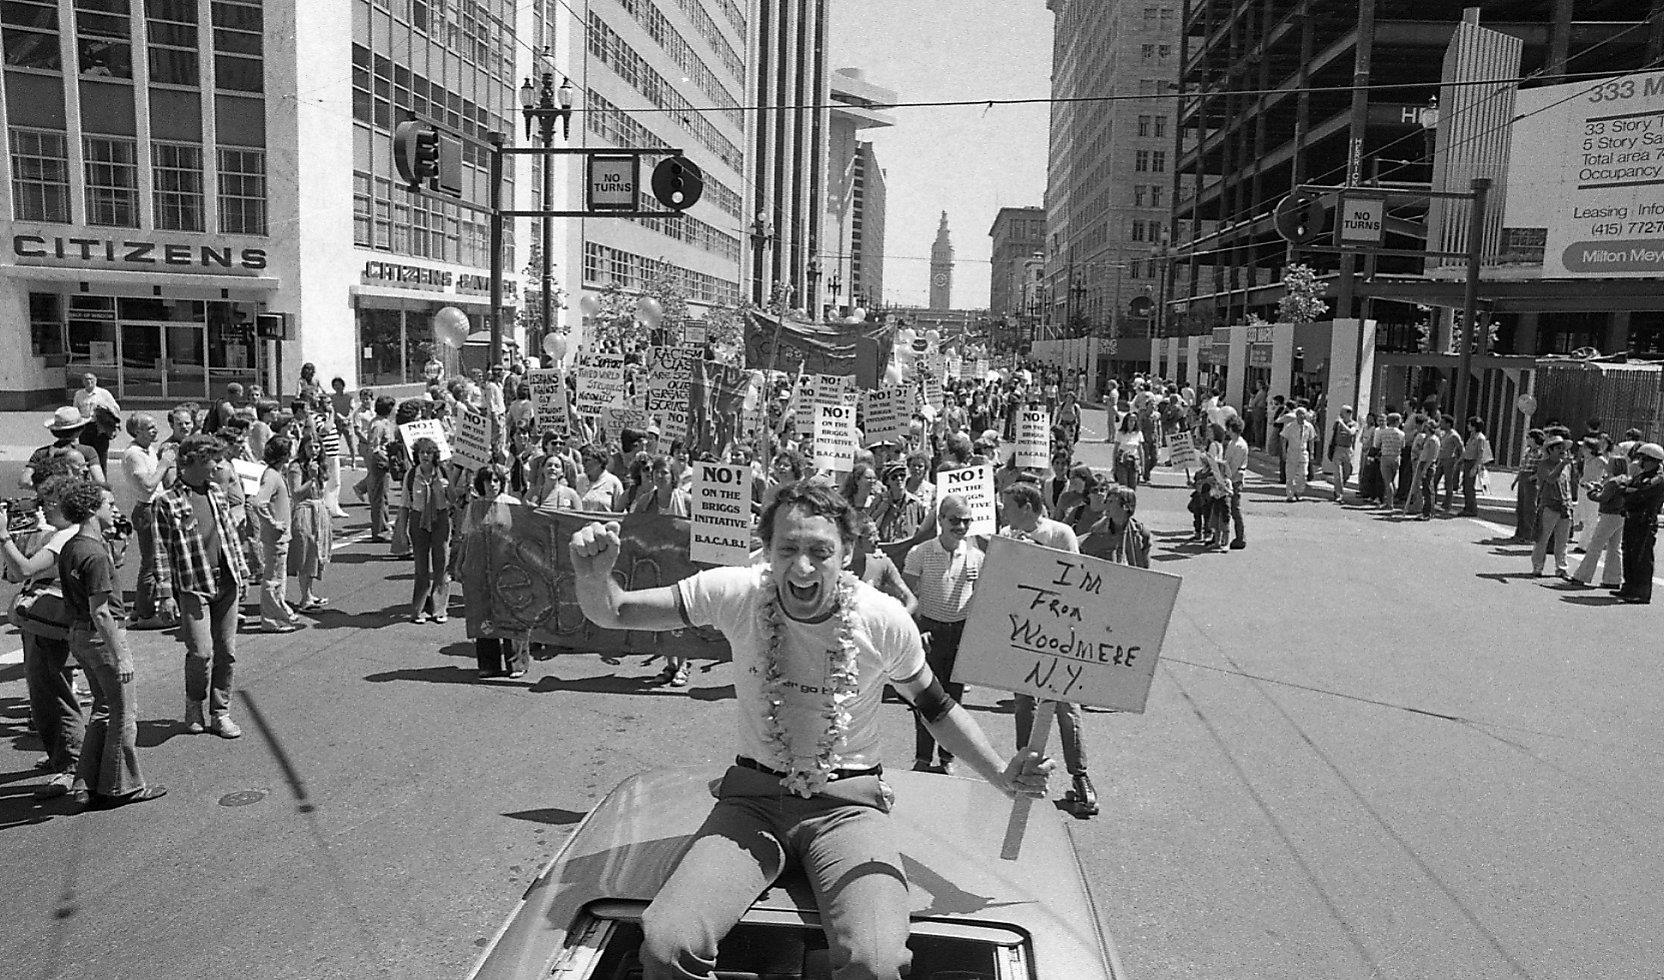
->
[945,516,974,526]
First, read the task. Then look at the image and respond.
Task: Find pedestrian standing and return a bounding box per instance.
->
[901,494,982,775]
[153,434,251,739]
[289,436,333,611]
[404,437,453,623]
[1569,445,1628,589]
[1223,415,1249,548]
[1327,406,1358,503]
[57,479,166,808]
[1373,413,1405,511]
[1432,416,1463,513]
[119,414,173,628]
[250,435,300,633]
[364,395,398,542]
[1409,420,1441,520]
[1512,429,1545,541]
[1459,416,1493,516]
[458,467,528,679]
[1283,408,1315,501]
[1573,435,1608,552]
[1531,432,1574,578]
[1613,443,1664,604]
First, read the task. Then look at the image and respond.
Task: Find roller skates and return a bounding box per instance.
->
[1064,772,1099,817]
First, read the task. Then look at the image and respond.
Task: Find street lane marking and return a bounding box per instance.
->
[0,648,21,666]
[1467,516,1664,587]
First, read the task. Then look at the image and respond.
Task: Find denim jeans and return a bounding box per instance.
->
[1013,695,1089,776]
[638,765,909,980]
[1229,485,1245,543]
[24,631,82,773]
[69,624,145,797]
[410,514,451,615]
[258,522,295,630]
[178,578,238,717]
[912,618,966,767]
[1377,456,1401,510]
[1533,505,1572,575]
[366,464,390,536]
[131,500,158,621]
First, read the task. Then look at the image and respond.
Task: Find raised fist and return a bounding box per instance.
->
[569,520,622,580]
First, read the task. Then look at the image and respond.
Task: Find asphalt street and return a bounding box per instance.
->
[0,409,1658,979]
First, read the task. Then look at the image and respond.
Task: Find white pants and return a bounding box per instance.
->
[1574,496,1599,550]
[1572,512,1623,586]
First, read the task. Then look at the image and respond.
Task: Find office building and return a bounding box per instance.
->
[1168,0,1656,356]
[823,67,893,316]
[548,0,747,341]
[1042,0,1179,353]
[748,0,829,310]
[988,205,1044,320]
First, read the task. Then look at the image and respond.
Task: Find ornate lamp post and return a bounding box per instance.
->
[519,49,574,360]
[806,257,822,321]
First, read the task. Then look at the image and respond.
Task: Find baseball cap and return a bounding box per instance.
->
[1636,442,1664,461]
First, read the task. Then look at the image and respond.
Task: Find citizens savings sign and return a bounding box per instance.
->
[1498,70,1664,278]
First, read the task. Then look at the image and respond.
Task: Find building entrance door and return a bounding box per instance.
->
[117,320,209,402]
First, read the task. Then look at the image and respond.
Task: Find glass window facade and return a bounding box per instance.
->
[217,146,267,234]
[3,0,62,71]
[211,0,263,93]
[75,0,134,79]
[152,141,205,231]
[146,0,200,86]
[84,135,140,227]
[9,128,72,222]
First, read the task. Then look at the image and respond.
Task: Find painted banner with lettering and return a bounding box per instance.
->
[457,503,730,659]
[953,535,1181,713]
[574,354,627,418]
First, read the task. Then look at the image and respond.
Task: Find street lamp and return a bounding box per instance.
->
[519,49,575,364]
[829,270,843,316]
[748,211,774,305]
[806,257,822,321]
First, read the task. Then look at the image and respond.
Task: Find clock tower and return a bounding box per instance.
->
[929,211,953,310]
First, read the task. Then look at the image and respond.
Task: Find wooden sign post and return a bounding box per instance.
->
[954,535,1182,858]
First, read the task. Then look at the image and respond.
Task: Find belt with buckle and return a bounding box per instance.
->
[735,756,882,782]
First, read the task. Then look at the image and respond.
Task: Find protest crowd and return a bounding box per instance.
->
[7,327,1661,826]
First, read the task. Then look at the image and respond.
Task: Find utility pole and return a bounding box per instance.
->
[1454,177,1490,420]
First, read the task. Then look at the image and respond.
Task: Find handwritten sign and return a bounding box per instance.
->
[954,535,1181,713]
[690,462,754,565]
[574,354,626,418]
[399,419,452,460]
[936,463,997,537]
[525,368,569,436]
[1015,408,1050,468]
[945,354,962,380]
[921,374,944,413]
[1168,431,1197,469]
[794,374,858,436]
[861,385,914,447]
[644,346,692,443]
[813,402,859,473]
[599,405,652,441]
[231,459,263,498]
[973,357,988,379]
[452,407,493,471]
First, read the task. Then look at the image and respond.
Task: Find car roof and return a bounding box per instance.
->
[469,768,1121,979]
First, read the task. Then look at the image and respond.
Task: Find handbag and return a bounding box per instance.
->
[11,582,70,641]
[93,404,121,436]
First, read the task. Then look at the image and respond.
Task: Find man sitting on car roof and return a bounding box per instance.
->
[569,480,1053,980]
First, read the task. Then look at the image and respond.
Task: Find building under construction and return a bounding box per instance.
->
[1166,0,1662,367]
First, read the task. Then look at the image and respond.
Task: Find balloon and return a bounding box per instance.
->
[883,364,904,385]
[850,307,867,322]
[541,332,567,360]
[432,306,469,348]
[579,294,602,317]
[925,329,941,344]
[748,370,765,388]
[636,296,664,327]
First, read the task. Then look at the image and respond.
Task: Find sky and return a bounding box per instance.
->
[828,1,1053,311]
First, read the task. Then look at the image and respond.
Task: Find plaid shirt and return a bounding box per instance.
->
[151,479,249,600]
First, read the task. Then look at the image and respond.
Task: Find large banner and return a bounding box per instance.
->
[458,503,730,659]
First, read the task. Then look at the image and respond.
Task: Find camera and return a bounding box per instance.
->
[105,509,135,541]
[0,498,40,534]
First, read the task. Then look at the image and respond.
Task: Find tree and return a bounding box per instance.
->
[517,243,568,339]
[1277,263,1330,324]
[584,266,692,355]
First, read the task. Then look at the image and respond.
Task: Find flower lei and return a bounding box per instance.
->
[758,568,862,798]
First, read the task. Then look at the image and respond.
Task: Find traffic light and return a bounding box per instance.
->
[1273,191,1328,245]
[393,119,461,197]
[651,154,704,210]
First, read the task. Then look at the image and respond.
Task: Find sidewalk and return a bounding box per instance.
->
[1243,448,1522,527]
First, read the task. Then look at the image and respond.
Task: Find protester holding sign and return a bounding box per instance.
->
[998,477,1096,816]
[404,438,454,624]
[567,481,1051,980]
[901,493,982,775]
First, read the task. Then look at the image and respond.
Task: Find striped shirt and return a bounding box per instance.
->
[313,412,342,457]
[902,537,982,624]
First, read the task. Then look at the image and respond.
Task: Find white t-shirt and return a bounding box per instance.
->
[121,444,162,505]
[676,565,926,771]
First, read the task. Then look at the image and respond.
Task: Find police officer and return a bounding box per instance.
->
[1614,442,1664,605]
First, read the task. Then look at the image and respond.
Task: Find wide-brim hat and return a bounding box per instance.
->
[1636,442,1664,462]
[1543,434,1566,447]
[45,406,88,433]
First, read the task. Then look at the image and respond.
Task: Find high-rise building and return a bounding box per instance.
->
[1042,0,1179,346]
[1168,0,1655,355]
[988,206,1045,319]
[849,140,886,312]
[748,0,830,310]
[0,0,538,406]
[548,0,747,339]
[929,211,953,310]
[824,67,893,317]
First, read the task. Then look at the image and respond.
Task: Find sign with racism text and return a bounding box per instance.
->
[954,535,1181,713]
[644,345,693,443]
[690,462,754,565]
[861,384,915,447]
[525,368,569,436]
[452,407,494,471]
[1015,408,1051,468]
[813,402,859,473]
[574,354,627,418]
[936,463,998,537]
